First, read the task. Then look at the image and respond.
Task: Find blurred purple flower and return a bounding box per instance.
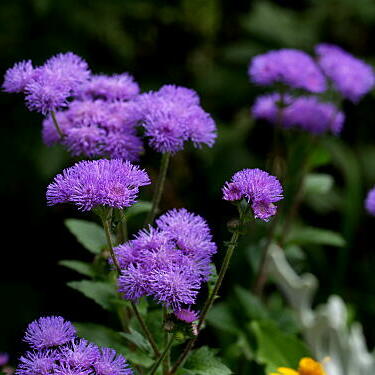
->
[0,353,9,367]
[2,60,34,93]
[248,49,326,93]
[316,43,375,102]
[174,308,199,323]
[365,187,375,216]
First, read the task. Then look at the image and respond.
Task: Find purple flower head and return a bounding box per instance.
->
[148,262,201,309]
[0,353,9,367]
[249,49,326,93]
[24,52,90,114]
[103,132,144,161]
[63,126,106,157]
[156,209,217,281]
[3,60,34,93]
[116,209,216,307]
[59,339,100,369]
[42,111,70,145]
[23,316,76,349]
[316,43,375,102]
[365,187,375,216]
[54,363,93,375]
[223,168,283,221]
[252,94,344,135]
[94,348,133,375]
[46,159,150,211]
[77,73,140,101]
[16,350,57,375]
[174,308,199,323]
[136,85,217,153]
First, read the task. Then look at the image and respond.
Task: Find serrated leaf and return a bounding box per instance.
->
[59,260,95,277]
[250,320,310,373]
[67,280,118,311]
[65,219,106,254]
[287,226,346,247]
[124,201,152,219]
[234,286,269,321]
[183,346,232,375]
[304,173,334,196]
[120,327,152,353]
[75,322,153,367]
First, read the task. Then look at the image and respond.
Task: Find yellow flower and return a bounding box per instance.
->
[270,357,326,375]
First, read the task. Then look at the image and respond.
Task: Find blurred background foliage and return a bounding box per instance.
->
[2,0,375,370]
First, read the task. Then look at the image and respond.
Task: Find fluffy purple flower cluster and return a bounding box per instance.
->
[248,49,326,93]
[16,316,133,375]
[46,159,150,211]
[252,94,344,135]
[135,85,217,153]
[222,168,283,221]
[316,43,375,102]
[365,187,375,216]
[3,53,90,114]
[114,208,217,310]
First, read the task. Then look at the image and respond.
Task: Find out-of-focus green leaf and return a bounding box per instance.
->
[67,280,118,311]
[304,173,334,196]
[287,226,346,247]
[124,201,152,219]
[250,320,310,373]
[206,303,239,334]
[59,260,95,277]
[234,286,269,321]
[120,327,152,353]
[183,346,232,375]
[65,219,106,254]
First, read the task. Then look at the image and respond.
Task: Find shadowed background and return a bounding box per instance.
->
[1,0,375,366]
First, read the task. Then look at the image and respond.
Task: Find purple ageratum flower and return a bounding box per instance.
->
[156,209,217,281]
[2,60,34,93]
[174,308,199,323]
[148,262,201,309]
[365,187,375,216]
[42,111,70,146]
[94,348,133,375]
[115,209,215,308]
[136,85,217,153]
[46,159,150,211]
[102,132,144,161]
[249,49,326,93]
[0,353,9,367]
[15,350,57,375]
[77,73,140,101]
[316,43,375,102]
[24,52,90,114]
[54,363,93,375]
[252,93,344,135]
[223,168,283,221]
[59,339,100,369]
[24,316,76,350]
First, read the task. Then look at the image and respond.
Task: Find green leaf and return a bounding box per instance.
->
[67,280,118,311]
[59,260,95,277]
[183,346,232,375]
[304,173,334,195]
[119,327,152,353]
[206,303,239,334]
[250,320,310,373]
[124,201,152,219]
[234,286,269,321]
[287,226,346,247]
[65,219,106,254]
[75,322,153,367]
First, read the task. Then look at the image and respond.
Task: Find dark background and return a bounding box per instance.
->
[2,0,375,364]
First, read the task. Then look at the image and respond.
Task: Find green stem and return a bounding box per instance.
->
[146,153,171,225]
[150,334,175,375]
[51,110,64,138]
[131,302,160,357]
[162,307,170,375]
[100,209,160,356]
[169,210,245,374]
